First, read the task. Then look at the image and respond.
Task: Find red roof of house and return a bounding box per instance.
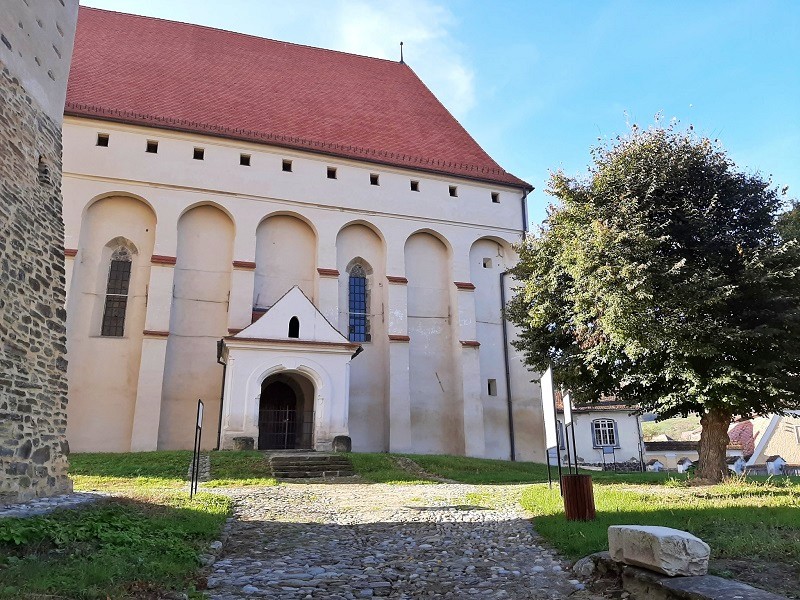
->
[65,7,530,190]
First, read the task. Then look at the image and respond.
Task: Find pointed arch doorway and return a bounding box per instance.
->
[258,372,314,450]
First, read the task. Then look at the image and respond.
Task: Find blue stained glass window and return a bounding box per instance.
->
[348,264,369,342]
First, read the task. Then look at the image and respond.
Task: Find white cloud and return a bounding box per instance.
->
[332,1,476,118]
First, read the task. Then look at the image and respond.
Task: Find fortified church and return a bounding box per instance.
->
[62,7,546,461]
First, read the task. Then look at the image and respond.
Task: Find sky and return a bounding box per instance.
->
[81,0,800,227]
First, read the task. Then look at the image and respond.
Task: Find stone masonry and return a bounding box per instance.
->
[0,1,78,502]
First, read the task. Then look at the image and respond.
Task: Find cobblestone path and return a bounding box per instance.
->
[206,483,602,599]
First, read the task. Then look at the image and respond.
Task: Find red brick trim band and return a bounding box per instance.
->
[143,330,169,337]
[388,334,411,342]
[227,328,243,334]
[318,268,340,277]
[460,340,481,348]
[64,248,78,257]
[454,281,476,290]
[151,255,177,265]
[387,276,409,284]
[233,260,256,270]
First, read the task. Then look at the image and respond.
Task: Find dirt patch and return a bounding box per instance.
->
[391,456,455,483]
[711,558,800,599]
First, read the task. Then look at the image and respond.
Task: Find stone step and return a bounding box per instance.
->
[268,453,355,479]
[272,470,355,478]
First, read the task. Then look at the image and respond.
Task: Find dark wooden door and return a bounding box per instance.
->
[258,381,297,450]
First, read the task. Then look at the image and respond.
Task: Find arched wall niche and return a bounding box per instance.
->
[254,213,317,309]
[81,191,157,220]
[336,222,388,451]
[66,194,157,453]
[159,204,235,450]
[404,231,461,455]
[470,237,513,459]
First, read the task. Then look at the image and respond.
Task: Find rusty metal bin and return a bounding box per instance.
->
[561,474,596,521]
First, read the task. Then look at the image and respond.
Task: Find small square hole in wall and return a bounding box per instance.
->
[282,159,293,172]
[410,180,420,192]
[483,258,493,268]
[491,192,500,203]
[488,379,498,396]
[327,166,337,179]
[240,153,251,166]
[449,185,458,197]
[145,140,158,153]
[370,173,380,186]
[193,147,204,160]
[96,133,109,147]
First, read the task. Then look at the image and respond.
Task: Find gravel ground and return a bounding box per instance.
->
[0,491,106,519]
[205,483,602,599]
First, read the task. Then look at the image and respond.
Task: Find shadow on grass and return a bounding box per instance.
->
[0,492,230,600]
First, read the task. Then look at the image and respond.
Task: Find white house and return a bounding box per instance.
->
[554,398,644,470]
[61,7,545,459]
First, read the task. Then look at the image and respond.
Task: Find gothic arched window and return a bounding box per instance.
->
[101,247,132,337]
[348,263,370,342]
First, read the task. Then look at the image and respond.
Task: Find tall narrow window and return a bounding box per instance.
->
[348,263,370,342]
[592,419,617,447]
[288,316,300,338]
[101,247,132,337]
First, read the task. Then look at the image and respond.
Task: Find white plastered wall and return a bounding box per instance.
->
[556,411,642,466]
[61,117,544,457]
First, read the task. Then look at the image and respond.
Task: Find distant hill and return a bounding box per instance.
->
[641,415,702,441]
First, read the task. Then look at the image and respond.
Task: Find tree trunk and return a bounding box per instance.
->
[697,407,732,483]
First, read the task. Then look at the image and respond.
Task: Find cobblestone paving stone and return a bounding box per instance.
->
[206,483,602,599]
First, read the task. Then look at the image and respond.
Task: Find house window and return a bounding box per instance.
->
[348,263,370,342]
[193,147,204,160]
[491,192,500,203]
[410,180,420,192]
[795,425,800,444]
[288,316,300,338]
[282,159,293,172]
[96,133,109,147]
[592,419,617,447]
[449,185,458,197]
[145,140,158,153]
[240,153,251,166]
[488,379,497,396]
[101,247,132,337]
[482,258,493,269]
[370,173,380,186]
[327,166,337,179]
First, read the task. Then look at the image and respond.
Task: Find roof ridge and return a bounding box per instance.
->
[80,6,407,67]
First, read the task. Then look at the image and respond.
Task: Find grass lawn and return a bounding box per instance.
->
[348,453,435,483]
[0,492,230,599]
[0,450,279,599]
[520,477,800,598]
[349,452,679,485]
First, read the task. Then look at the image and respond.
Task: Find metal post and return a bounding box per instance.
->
[190,399,204,499]
[564,423,573,475]
[571,422,579,473]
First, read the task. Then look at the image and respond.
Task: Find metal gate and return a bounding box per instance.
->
[258,404,297,450]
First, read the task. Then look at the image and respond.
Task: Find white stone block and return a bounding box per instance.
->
[608,525,710,576]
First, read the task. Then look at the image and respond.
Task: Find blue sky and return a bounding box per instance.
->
[82,0,799,227]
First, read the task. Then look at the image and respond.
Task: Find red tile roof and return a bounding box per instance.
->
[65,7,530,190]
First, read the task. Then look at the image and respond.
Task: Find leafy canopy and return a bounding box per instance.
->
[508,125,800,419]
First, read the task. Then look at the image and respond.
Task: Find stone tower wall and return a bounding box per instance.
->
[0,0,78,502]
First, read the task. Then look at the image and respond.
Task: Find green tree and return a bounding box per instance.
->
[508,125,800,482]
[777,201,800,241]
